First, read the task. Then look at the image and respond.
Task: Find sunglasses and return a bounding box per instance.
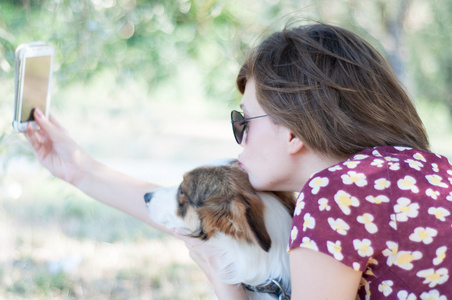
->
[231,110,268,144]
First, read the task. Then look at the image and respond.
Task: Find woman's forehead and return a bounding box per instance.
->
[240,78,260,113]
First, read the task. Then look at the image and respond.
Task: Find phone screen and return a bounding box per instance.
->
[20,55,51,122]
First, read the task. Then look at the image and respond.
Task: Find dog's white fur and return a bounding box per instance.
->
[145,161,293,299]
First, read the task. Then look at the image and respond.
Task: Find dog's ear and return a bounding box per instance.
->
[243,193,272,252]
[197,193,272,252]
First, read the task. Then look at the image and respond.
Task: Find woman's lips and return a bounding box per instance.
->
[237,160,243,168]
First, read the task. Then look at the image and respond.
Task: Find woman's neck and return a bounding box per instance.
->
[294,148,347,191]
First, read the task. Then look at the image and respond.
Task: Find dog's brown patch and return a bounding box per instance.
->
[182,206,201,232]
[176,165,277,252]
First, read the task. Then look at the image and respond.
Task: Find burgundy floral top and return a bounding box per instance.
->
[289,146,452,299]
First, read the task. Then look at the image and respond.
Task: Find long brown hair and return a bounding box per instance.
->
[237,23,429,158]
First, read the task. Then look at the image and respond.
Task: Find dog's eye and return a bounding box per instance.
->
[179,188,185,196]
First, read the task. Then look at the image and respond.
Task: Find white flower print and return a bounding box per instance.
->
[302,213,316,232]
[426,174,448,188]
[426,188,440,200]
[389,162,400,171]
[290,226,298,243]
[343,160,360,169]
[397,175,419,193]
[378,280,393,296]
[300,237,319,251]
[341,171,368,187]
[357,213,378,234]
[371,158,385,168]
[433,246,447,266]
[294,192,305,216]
[405,158,424,171]
[328,165,342,172]
[394,146,411,151]
[374,178,391,190]
[327,240,344,261]
[413,152,427,162]
[409,227,438,244]
[394,197,419,222]
[334,190,360,215]
[318,198,331,211]
[353,239,374,257]
[309,176,329,194]
[365,195,390,204]
[428,207,450,222]
[361,277,371,300]
[432,163,440,172]
[389,213,397,230]
[397,290,416,300]
[393,250,423,270]
[354,154,368,160]
[447,191,452,202]
[384,156,399,162]
[328,217,350,235]
[417,268,449,288]
[420,289,447,300]
[382,241,398,266]
[364,267,375,277]
[372,149,383,157]
[366,258,377,267]
[352,262,361,271]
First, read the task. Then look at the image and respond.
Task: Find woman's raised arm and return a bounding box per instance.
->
[25,108,170,233]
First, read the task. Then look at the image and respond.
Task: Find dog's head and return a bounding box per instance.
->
[178,165,275,251]
[145,163,295,252]
[145,162,295,289]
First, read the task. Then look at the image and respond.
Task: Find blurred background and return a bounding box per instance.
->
[0,0,452,299]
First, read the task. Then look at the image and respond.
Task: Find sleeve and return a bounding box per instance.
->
[288,160,396,272]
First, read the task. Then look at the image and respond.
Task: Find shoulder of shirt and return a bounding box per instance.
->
[307,145,450,180]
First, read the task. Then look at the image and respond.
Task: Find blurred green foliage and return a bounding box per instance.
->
[0,0,287,98]
[1,0,452,159]
[0,0,448,98]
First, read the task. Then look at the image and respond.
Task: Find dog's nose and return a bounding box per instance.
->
[144,192,154,204]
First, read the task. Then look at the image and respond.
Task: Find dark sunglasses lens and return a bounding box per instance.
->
[231,110,243,122]
[231,110,245,144]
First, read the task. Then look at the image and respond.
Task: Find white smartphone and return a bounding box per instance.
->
[13,41,54,132]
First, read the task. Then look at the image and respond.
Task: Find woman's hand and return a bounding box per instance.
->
[174,228,249,300]
[24,108,93,186]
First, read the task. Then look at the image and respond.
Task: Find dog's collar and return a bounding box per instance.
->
[242,279,290,300]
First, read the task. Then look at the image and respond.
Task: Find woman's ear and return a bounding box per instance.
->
[287,131,304,154]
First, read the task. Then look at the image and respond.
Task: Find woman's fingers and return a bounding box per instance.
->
[25,122,43,149]
[173,228,203,246]
[173,227,191,238]
[33,108,61,140]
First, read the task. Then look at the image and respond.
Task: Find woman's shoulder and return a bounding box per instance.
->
[312,146,451,178]
[302,145,452,200]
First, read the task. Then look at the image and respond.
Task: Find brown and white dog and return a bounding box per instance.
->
[144,160,295,300]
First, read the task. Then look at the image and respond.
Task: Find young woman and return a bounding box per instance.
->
[26,23,452,299]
